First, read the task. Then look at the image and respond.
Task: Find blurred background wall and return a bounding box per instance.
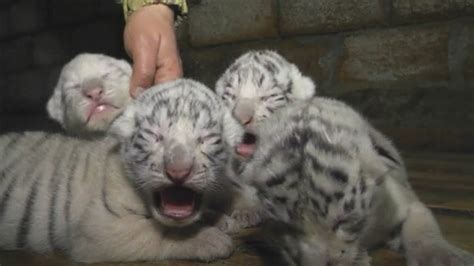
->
[0,0,473,152]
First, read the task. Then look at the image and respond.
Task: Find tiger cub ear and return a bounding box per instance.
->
[109,105,136,140]
[288,64,317,101]
[46,83,65,124]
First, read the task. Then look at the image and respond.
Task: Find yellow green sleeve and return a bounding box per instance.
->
[121,0,188,21]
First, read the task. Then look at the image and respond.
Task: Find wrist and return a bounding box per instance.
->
[122,0,188,22]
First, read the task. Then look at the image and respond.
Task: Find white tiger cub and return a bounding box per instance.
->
[215,50,410,229]
[47,53,132,137]
[215,50,317,229]
[235,97,474,266]
[0,79,242,263]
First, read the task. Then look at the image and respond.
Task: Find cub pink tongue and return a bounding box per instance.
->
[160,188,195,219]
[236,143,255,157]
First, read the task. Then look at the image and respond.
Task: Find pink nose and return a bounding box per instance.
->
[83,87,103,101]
[165,166,192,184]
[233,99,255,126]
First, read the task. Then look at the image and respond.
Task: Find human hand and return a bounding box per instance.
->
[123,4,183,98]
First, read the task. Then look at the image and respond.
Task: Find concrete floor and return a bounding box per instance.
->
[0,151,473,266]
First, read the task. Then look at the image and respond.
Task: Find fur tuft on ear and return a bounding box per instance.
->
[109,105,136,140]
[115,58,133,76]
[46,86,65,124]
[288,65,317,100]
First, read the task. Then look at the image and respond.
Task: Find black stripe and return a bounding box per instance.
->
[333,191,344,201]
[264,162,301,187]
[389,220,404,239]
[49,143,77,251]
[359,177,367,194]
[0,135,49,221]
[0,178,18,220]
[0,135,49,185]
[273,196,288,204]
[65,146,81,233]
[265,173,286,187]
[17,176,41,248]
[81,154,91,183]
[102,152,120,217]
[310,197,326,217]
[374,144,399,164]
[344,198,355,212]
[328,168,349,184]
[1,133,22,155]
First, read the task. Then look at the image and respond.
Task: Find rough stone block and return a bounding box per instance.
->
[182,36,334,89]
[337,87,474,151]
[1,37,35,73]
[392,0,474,23]
[0,0,14,6]
[0,114,62,133]
[338,24,451,90]
[337,87,474,128]
[188,0,278,47]
[3,67,61,113]
[0,10,9,39]
[98,0,123,17]
[9,0,47,35]
[279,0,385,36]
[48,0,99,25]
[463,22,474,87]
[34,31,71,67]
[70,18,125,57]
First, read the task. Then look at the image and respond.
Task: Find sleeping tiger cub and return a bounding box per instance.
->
[0,79,241,263]
[235,97,474,266]
[47,53,132,137]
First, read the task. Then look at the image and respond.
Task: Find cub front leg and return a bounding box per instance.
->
[230,185,266,229]
[401,202,474,266]
[70,213,233,263]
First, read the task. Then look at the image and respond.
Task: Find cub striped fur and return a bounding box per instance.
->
[237,97,474,266]
[215,50,317,229]
[47,53,132,137]
[216,50,409,230]
[0,79,239,263]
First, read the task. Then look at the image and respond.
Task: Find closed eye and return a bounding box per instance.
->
[223,91,235,101]
[199,133,221,145]
[101,72,111,79]
[260,93,280,101]
[143,128,164,143]
[65,83,80,91]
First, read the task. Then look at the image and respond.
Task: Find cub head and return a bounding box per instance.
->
[47,53,132,137]
[111,79,241,227]
[215,50,316,158]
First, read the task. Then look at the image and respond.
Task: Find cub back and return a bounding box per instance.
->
[238,97,389,265]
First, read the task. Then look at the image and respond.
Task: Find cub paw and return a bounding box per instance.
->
[230,208,265,229]
[407,241,474,266]
[191,227,234,261]
[216,214,241,234]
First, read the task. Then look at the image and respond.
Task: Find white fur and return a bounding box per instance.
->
[47,53,132,136]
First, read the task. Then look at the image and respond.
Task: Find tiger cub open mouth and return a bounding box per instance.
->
[236,132,257,158]
[153,186,202,220]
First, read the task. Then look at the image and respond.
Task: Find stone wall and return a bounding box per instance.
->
[0,0,473,152]
[182,0,474,152]
[0,0,125,132]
